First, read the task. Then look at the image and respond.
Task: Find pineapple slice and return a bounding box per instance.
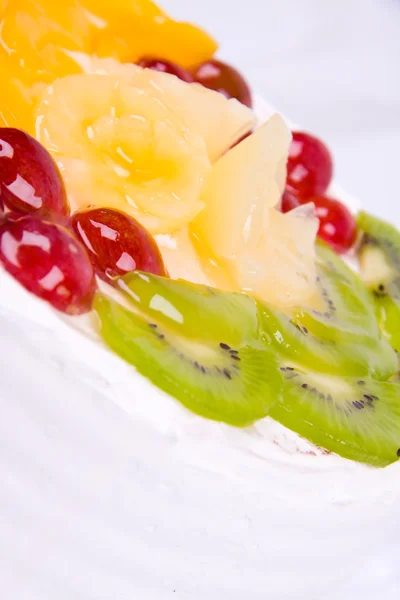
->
[35,59,253,233]
[193,115,319,309]
[84,58,254,162]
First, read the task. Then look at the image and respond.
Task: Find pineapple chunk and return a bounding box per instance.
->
[35,60,253,233]
[193,115,319,309]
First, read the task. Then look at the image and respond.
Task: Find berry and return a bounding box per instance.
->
[281,189,301,213]
[71,208,167,282]
[287,132,333,199]
[0,215,95,314]
[308,195,357,254]
[192,59,252,108]
[138,57,193,82]
[0,128,69,222]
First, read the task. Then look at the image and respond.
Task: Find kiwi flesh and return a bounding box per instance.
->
[293,243,382,339]
[358,212,400,352]
[260,242,397,380]
[94,274,283,426]
[259,303,396,380]
[269,362,400,467]
[117,271,260,346]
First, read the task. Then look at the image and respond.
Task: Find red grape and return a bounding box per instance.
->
[307,194,357,254]
[281,189,301,213]
[192,59,252,108]
[0,128,69,222]
[138,57,193,82]
[71,208,167,282]
[0,215,95,314]
[287,132,333,200]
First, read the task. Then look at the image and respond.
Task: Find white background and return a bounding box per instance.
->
[164,0,400,220]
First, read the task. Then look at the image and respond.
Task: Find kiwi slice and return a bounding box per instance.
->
[117,272,259,345]
[269,362,400,467]
[94,274,283,426]
[358,211,400,351]
[294,243,381,339]
[259,242,397,380]
[259,303,396,380]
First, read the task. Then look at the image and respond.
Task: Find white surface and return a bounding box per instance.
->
[164,0,400,221]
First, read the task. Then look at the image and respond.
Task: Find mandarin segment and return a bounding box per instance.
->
[82,0,165,20]
[0,0,92,83]
[95,16,218,69]
[0,58,37,131]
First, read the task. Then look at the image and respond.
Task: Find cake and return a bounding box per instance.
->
[1,2,400,598]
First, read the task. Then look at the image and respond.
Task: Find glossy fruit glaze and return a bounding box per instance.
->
[192,59,252,108]
[0,128,69,222]
[308,194,357,253]
[0,215,95,314]
[138,57,193,82]
[71,208,167,282]
[287,131,333,200]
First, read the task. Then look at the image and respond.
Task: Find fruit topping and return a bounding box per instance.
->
[0,0,91,85]
[193,115,319,309]
[82,0,166,20]
[295,243,380,339]
[0,1,218,132]
[95,274,283,426]
[0,56,38,131]
[0,215,95,314]
[260,303,396,381]
[94,15,218,69]
[261,243,397,380]
[308,194,357,254]
[287,131,333,200]
[281,188,301,213]
[0,128,69,222]
[71,208,167,281]
[138,57,193,82]
[269,362,400,467]
[192,59,252,108]
[358,212,400,352]
[35,59,254,233]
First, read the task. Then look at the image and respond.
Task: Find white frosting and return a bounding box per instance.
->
[1,95,400,598]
